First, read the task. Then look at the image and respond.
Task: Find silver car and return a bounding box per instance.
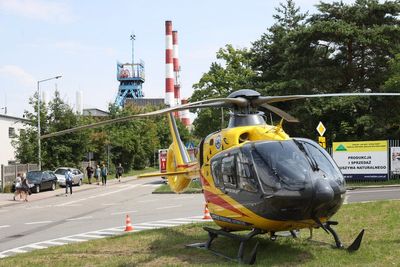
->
[54,167,84,186]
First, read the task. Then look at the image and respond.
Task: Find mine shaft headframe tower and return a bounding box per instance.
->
[115,34,145,107]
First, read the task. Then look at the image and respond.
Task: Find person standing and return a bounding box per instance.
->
[116,163,124,182]
[101,164,108,186]
[94,165,101,185]
[65,169,73,195]
[86,165,94,184]
[13,173,23,201]
[21,174,29,202]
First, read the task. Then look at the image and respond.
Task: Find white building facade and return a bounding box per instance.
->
[0,114,28,166]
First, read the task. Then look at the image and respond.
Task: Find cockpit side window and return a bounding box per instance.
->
[237,149,259,193]
[222,155,237,188]
[211,159,223,187]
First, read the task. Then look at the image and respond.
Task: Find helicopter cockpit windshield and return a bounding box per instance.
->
[210,138,345,196]
[250,140,311,192]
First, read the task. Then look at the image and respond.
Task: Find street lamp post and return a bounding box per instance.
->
[37,75,62,170]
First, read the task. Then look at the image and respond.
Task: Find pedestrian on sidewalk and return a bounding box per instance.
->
[65,169,73,195]
[13,172,23,201]
[94,164,101,185]
[101,164,108,186]
[116,163,124,182]
[86,165,94,184]
[20,173,29,202]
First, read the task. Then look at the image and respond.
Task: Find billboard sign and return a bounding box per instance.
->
[390,147,400,174]
[332,140,388,180]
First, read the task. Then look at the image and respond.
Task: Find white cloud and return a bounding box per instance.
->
[0,0,74,23]
[0,65,36,86]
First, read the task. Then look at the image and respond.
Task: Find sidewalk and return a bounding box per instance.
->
[0,175,138,208]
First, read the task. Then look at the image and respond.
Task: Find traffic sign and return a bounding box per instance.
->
[318,136,326,148]
[316,121,326,136]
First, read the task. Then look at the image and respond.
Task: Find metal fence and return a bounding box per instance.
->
[0,163,39,192]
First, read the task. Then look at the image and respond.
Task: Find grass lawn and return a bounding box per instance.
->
[153,179,203,193]
[1,200,399,266]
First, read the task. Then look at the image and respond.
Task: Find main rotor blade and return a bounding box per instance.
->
[254,93,400,105]
[260,103,299,122]
[41,97,248,139]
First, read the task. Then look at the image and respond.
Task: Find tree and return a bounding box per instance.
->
[13,90,89,169]
[42,90,89,169]
[190,44,256,138]
[106,104,191,171]
[13,92,47,165]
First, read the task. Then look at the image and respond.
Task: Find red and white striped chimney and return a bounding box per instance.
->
[172,30,181,109]
[180,99,191,126]
[165,21,174,106]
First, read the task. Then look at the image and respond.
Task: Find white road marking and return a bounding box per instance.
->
[156,220,189,225]
[90,231,115,235]
[141,184,160,187]
[43,241,66,245]
[343,195,349,205]
[156,205,182,210]
[111,210,138,215]
[25,220,53,225]
[66,216,92,221]
[59,237,86,242]
[8,248,26,254]
[140,222,177,227]
[76,234,104,239]
[138,199,158,203]
[26,244,47,249]
[102,203,117,206]
[132,225,156,229]
[108,228,124,232]
[0,225,10,229]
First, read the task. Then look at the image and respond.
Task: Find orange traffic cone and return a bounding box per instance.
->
[124,214,134,232]
[203,203,212,220]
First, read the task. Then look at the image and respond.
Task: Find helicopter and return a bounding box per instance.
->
[41,89,400,264]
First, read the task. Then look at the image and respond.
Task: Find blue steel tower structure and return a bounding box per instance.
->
[115,34,145,107]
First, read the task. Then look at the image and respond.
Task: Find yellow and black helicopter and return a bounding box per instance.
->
[42,89,400,264]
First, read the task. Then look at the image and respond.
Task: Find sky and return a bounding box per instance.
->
[0,0,356,117]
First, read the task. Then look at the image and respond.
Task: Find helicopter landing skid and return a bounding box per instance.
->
[323,221,365,252]
[186,227,262,265]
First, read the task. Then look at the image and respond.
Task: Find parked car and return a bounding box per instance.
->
[54,167,84,186]
[26,170,58,193]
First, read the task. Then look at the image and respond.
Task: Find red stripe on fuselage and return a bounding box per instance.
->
[204,190,248,217]
[200,172,210,186]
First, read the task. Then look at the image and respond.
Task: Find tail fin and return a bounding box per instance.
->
[167,113,192,165]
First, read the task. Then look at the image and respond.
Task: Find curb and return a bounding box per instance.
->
[346,184,400,190]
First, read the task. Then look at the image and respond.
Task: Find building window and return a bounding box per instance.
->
[8,127,16,138]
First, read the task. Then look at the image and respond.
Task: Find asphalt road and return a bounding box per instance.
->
[345,187,400,203]
[0,177,399,258]
[0,177,206,254]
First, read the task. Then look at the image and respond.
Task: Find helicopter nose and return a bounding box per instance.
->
[313,179,334,209]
